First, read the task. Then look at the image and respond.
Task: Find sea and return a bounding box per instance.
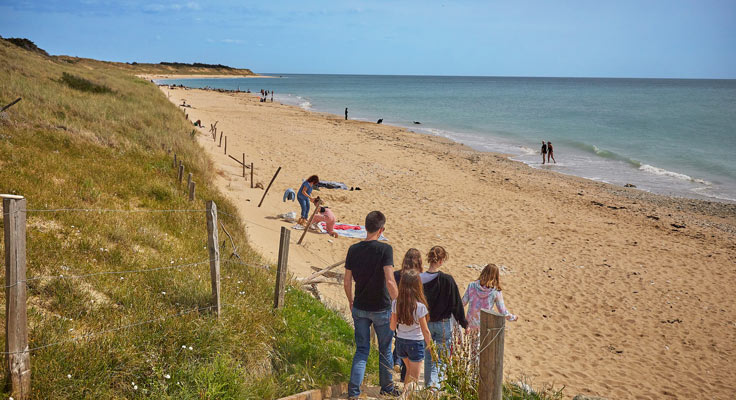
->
[158,74,736,203]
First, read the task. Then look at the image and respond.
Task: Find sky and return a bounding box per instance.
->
[1,0,735,78]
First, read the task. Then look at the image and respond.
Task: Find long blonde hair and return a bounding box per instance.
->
[396,270,428,325]
[401,248,423,273]
[478,263,502,291]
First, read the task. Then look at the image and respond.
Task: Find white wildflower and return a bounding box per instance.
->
[67,374,71,379]
[164,374,171,379]
[188,346,193,350]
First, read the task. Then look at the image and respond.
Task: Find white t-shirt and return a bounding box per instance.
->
[391,300,428,340]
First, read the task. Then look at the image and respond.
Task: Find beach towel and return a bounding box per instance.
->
[291,222,388,241]
[316,180,349,190]
[318,222,388,240]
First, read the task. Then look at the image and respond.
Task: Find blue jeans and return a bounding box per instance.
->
[297,195,310,219]
[349,307,395,397]
[424,318,453,388]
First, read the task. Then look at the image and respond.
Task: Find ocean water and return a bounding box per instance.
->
[160,74,736,203]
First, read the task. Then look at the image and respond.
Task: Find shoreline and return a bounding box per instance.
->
[164,86,736,399]
[172,79,736,205]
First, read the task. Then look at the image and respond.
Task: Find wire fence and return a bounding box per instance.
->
[1,202,341,361]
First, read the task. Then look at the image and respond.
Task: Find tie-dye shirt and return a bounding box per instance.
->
[461,280,514,329]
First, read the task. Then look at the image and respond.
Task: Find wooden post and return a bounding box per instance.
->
[297,199,322,245]
[250,163,254,189]
[479,309,505,400]
[206,201,221,316]
[178,163,184,185]
[224,136,227,155]
[188,181,196,201]
[173,153,177,168]
[257,166,281,207]
[2,195,30,399]
[219,132,223,147]
[274,227,290,309]
[242,153,246,178]
[187,173,192,192]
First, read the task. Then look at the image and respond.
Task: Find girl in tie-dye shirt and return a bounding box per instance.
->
[462,264,518,330]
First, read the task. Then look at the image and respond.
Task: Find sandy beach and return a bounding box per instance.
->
[164,86,736,399]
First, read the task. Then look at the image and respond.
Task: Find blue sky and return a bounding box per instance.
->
[1,0,735,78]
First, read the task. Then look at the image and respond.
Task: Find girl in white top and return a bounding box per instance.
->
[390,270,434,386]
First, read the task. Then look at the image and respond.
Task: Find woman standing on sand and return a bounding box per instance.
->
[421,246,468,388]
[297,175,319,225]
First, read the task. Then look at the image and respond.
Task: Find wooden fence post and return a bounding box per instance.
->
[206,201,221,316]
[257,166,281,207]
[187,173,192,192]
[178,163,184,185]
[479,309,505,400]
[224,136,227,155]
[274,227,290,309]
[250,163,254,189]
[173,153,177,168]
[188,182,196,202]
[242,153,246,178]
[2,194,30,399]
[297,198,321,245]
[219,132,223,147]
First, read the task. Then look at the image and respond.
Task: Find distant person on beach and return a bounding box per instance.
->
[541,141,547,164]
[344,211,400,398]
[310,197,338,238]
[547,141,556,164]
[271,91,274,102]
[421,246,467,388]
[390,270,434,390]
[345,107,349,120]
[297,175,319,225]
[462,263,517,332]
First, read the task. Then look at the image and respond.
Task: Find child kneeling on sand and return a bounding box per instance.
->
[462,263,518,331]
[390,270,436,389]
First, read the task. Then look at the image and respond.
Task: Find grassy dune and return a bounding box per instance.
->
[0,39,362,399]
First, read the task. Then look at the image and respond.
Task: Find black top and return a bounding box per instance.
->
[541,144,547,153]
[346,241,394,311]
[394,270,468,329]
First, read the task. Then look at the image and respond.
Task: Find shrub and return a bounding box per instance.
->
[59,72,113,94]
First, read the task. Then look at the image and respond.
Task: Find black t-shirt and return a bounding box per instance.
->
[345,240,394,311]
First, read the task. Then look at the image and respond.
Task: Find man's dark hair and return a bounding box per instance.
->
[365,211,386,233]
[307,175,320,184]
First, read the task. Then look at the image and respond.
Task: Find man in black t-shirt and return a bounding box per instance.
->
[344,211,399,398]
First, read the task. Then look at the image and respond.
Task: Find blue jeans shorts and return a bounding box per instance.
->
[395,337,425,362]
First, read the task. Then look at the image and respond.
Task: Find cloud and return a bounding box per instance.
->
[143,2,200,13]
[221,38,244,44]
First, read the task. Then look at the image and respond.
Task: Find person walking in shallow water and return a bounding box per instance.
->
[547,141,556,164]
[345,107,349,120]
[541,141,547,164]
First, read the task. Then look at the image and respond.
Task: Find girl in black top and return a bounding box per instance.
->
[421,246,467,388]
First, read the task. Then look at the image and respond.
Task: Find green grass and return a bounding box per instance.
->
[59,72,113,94]
[0,38,358,399]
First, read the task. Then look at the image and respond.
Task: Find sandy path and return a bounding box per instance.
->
[166,87,736,399]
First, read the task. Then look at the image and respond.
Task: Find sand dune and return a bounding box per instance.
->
[165,87,736,399]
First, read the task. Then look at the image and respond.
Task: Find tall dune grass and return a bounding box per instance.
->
[0,38,363,399]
